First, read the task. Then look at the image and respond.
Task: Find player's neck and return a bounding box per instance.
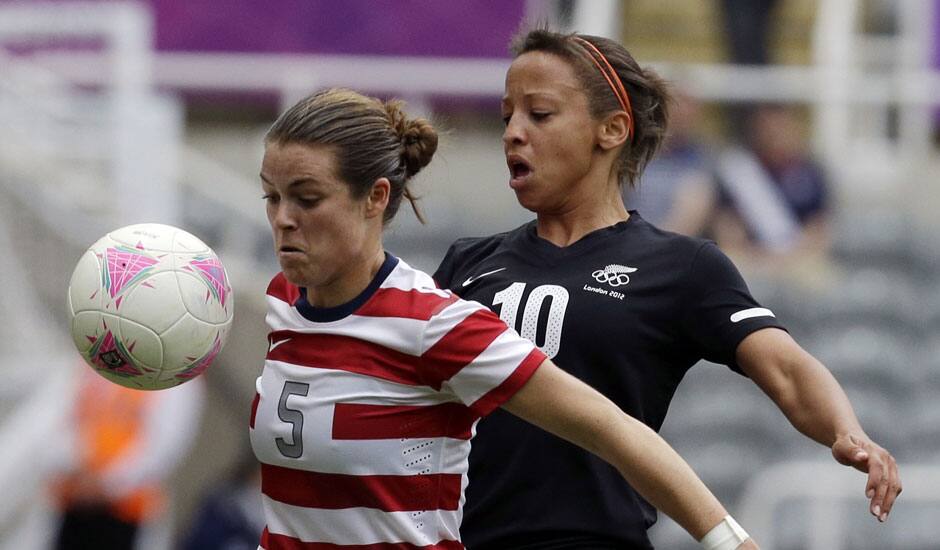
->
[305,246,386,309]
[535,187,629,248]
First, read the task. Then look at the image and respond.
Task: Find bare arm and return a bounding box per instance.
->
[503,358,758,548]
[737,327,901,521]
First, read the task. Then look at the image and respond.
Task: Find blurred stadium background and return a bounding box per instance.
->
[1,1,939,549]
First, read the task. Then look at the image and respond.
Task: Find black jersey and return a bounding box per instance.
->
[433,213,785,550]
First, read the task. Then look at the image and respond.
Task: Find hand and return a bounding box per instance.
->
[738,539,760,550]
[831,433,901,522]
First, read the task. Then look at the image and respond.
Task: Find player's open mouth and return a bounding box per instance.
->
[279,246,304,254]
[508,155,532,187]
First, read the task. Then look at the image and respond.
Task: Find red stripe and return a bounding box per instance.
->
[333,402,476,440]
[420,309,508,388]
[267,273,301,304]
[355,288,458,321]
[261,463,462,512]
[250,392,260,429]
[266,296,521,392]
[468,348,546,417]
[261,528,464,550]
[266,330,426,387]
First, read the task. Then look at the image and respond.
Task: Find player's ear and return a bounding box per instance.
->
[596,111,630,151]
[364,178,390,219]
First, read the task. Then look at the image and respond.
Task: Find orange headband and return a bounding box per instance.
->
[573,36,634,141]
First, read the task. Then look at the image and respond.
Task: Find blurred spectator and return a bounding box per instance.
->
[625,89,717,236]
[719,0,783,140]
[50,368,204,550]
[179,452,262,550]
[712,104,832,283]
[720,0,782,65]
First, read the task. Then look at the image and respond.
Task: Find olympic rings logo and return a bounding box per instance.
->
[592,270,632,287]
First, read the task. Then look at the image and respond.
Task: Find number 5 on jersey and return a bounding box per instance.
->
[276,381,309,458]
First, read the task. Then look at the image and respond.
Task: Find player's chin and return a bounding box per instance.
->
[278,262,314,287]
[513,188,545,213]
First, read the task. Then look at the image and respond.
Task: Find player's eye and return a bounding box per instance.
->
[531,111,551,122]
[297,197,320,208]
[501,113,512,126]
[261,193,278,203]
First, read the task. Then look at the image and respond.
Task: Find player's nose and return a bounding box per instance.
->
[502,114,527,148]
[272,202,298,230]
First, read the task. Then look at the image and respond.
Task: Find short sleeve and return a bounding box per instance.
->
[680,243,787,371]
[419,297,546,417]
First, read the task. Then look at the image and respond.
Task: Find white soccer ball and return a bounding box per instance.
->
[67,223,234,390]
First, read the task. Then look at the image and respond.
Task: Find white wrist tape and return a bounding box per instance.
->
[700,515,750,550]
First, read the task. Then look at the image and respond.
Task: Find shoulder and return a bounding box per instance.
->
[687,240,736,272]
[446,228,516,264]
[626,216,735,285]
[434,223,528,288]
[359,259,461,321]
[385,258,441,293]
[681,240,751,297]
[266,272,300,304]
[631,214,711,259]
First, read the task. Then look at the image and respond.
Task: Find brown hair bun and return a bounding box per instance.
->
[384,100,439,179]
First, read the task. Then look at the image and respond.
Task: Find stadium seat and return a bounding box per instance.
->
[923,281,940,333]
[801,268,925,339]
[904,395,940,462]
[803,325,917,387]
[829,208,920,277]
[662,363,786,445]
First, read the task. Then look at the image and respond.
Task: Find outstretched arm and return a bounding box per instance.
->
[737,327,901,522]
[503,359,758,549]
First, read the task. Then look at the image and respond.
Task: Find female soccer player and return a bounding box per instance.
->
[249,88,757,550]
[433,28,901,550]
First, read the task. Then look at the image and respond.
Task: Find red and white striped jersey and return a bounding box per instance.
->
[249,254,546,550]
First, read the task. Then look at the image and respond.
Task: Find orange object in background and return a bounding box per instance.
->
[53,370,164,523]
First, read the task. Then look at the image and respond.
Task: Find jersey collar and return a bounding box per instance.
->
[521,211,642,262]
[294,252,399,323]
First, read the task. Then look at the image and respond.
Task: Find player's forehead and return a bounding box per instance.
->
[503,51,584,103]
[261,142,342,189]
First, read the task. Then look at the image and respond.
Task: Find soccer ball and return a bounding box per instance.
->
[67,223,234,390]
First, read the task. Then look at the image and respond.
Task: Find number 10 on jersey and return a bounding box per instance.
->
[493,283,569,359]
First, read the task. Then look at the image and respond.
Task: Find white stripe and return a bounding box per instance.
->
[717,147,800,252]
[265,294,313,328]
[730,307,775,323]
[381,259,451,297]
[262,495,461,547]
[445,329,536,407]
[441,426,476,474]
[266,296,429,355]
[263,360,455,406]
[251,362,471,476]
[419,298,487,353]
[421,297,535,408]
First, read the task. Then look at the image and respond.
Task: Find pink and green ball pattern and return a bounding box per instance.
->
[100,245,159,308]
[176,332,223,380]
[186,256,230,309]
[84,319,146,377]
